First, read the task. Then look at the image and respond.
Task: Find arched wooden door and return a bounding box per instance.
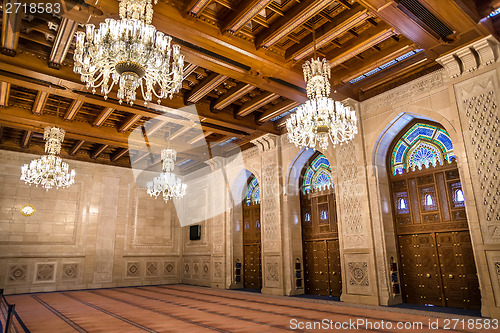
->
[243,177,262,290]
[300,154,341,297]
[389,122,480,310]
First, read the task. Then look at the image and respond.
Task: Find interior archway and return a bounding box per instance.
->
[299,152,342,297]
[387,120,480,310]
[242,175,262,290]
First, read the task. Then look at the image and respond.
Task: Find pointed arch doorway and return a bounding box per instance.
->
[300,153,341,297]
[243,176,262,290]
[389,121,480,310]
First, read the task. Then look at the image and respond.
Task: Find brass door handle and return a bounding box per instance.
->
[332,271,336,275]
[319,271,323,275]
[426,273,431,278]
[449,274,454,279]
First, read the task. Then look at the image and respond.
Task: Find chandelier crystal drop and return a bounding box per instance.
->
[147,148,186,202]
[286,57,358,150]
[20,127,76,190]
[73,0,184,105]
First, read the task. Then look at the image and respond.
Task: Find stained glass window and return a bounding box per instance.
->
[303,154,332,193]
[398,198,407,210]
[245,176,260,204]
[424,194,433,206]
[455,189,464,202]
[390,123,455,175]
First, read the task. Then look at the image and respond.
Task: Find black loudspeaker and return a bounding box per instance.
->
[189,225,201,240]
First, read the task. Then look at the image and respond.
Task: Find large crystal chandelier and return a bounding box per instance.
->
[286,57,358,150]
[147,148,186,202]
[73,0,184,105]
[20,127,76,189]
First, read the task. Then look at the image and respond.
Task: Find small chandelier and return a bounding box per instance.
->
[286,39,358,150]
[147,148,186,202]
[20,127,76,189]
[73,0,184,105]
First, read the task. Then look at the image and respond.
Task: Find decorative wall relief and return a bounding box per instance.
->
[362,70,445,115]
[212,213,225,254]
[262,162,280,252]
[164,261,176,276]
[336,142,367,248]
[192,260,200,279]
[263,255,280,288]
[213,261,222,279]
[455,71,500,242]
[128,188,175,252]
[7,264,27,283]
[61,263,79,281]
[34,263,56,283]
[125,262,140,278]
[183,259,191,279]
[146,262,159,277]
[202,260,210,279]
[345,253,373,295]
[348,262,369,286]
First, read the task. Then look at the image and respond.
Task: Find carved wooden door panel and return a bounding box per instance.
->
[399,234,443,306]
[244,244,261,289]
[398,234,422,305]
[243,203,261,290]
[303,241,329,296]
[436,231,481,310]
[415,233,443,306]
[392,164,481,309]
[327,239,341,297]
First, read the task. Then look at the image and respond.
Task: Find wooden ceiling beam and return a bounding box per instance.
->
[328,24,395,67]
[48,18,78,70]
[21,130,33,149]
[69,140,85,156]
[0,82,10,107]
[333,40,415,84]
[183,63,199,80]
[1,0,23,56]
[91,144,108,159]
[93,107,115,127]
[257,99,299,123]
[211,82,255,112]
[118,114,142,132]
[111,148,129,162]
[186,73,228,103]
[32,91,49,115]
[144,119,168,136]
[188,131,213,144]
[285,4,370,61]
[64,99,84,121]
[255,0,333,49]
[0,106,208,154]
[223,0,274,34]
[169,126,193,140]
[185,0,212,17]
[237,92,279,117]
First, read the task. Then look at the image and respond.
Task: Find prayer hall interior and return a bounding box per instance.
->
[1,0,500,331]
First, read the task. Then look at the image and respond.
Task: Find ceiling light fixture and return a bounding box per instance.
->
[20,126,76,189]
[286,25,358,150]
[147,148,186,202]
[73,0,184,105]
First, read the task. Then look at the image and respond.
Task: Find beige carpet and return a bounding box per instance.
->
[6,285,496,332]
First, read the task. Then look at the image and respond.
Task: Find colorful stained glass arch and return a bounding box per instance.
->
[390,123,455,175]
[245,176,260,204]
[303,154,332,193]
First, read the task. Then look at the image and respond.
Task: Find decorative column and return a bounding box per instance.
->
[437,35,500,318]
[251,134,285,295]
[334,99,381,305]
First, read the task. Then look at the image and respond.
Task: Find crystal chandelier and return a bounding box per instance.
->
[73,0,184,105]
[20,127,76,189]
[147,148,186,201]
[286,55,358,150]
